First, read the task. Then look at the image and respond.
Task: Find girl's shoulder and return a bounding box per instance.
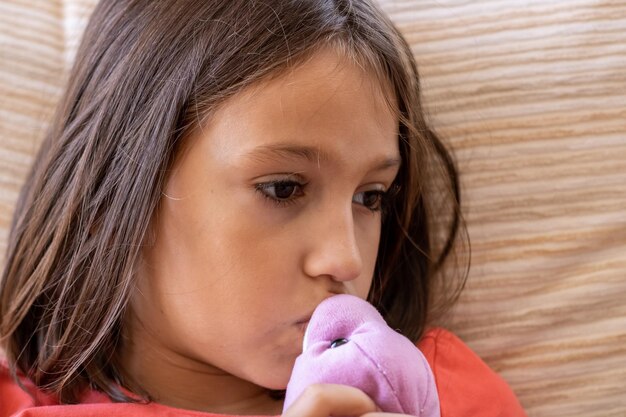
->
[0,358,250,417]
[1,358,59,413]
[418,327,527,417]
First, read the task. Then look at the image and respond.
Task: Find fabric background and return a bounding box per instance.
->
[1,1,625,415]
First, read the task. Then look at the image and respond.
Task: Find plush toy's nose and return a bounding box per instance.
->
[330,338,349,348]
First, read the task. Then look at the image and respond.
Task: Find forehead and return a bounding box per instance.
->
[200,47,400,168]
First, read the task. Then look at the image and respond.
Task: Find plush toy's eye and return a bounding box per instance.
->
[330,338,349,348]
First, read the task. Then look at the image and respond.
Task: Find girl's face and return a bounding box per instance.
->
[126,47,400,406]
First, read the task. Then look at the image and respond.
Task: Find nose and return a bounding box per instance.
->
[302,204,363,283]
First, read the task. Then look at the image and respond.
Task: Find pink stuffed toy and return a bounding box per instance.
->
[283,294,440,417]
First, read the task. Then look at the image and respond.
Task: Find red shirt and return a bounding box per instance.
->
[0,328,526,416]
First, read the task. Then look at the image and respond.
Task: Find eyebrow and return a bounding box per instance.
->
[243,143,401,172]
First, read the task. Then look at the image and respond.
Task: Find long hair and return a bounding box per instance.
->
[0,0,468,404]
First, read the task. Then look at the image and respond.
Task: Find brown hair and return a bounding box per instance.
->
[0,0,468,405]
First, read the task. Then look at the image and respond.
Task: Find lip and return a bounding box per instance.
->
[294,294,341,331]
[295,315,311,330]
[294,296,336,331]
[296,319,310,333]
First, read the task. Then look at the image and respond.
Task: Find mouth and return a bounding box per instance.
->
[295,318,311,351]
[296,318,310,333]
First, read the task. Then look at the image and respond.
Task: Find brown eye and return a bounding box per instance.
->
[255,179,306,208]
[353,190,386,212]
[272,182,298,199]
[362,192,382,210]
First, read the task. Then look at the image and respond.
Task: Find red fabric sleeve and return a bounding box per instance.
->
[418,328,527,417]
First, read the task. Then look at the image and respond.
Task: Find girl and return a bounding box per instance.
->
[0,1,526,416]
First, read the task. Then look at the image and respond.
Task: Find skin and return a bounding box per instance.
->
[120,46,408,416]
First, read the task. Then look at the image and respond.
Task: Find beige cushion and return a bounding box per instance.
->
[1,0,625,415]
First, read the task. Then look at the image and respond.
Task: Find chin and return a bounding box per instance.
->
[261,371,291,391]
[250,362,293,391]
[245,338,301,390]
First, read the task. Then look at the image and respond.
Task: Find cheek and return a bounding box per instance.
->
[354,216,382,298]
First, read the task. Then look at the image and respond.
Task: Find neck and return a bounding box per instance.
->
[118,315,283,416]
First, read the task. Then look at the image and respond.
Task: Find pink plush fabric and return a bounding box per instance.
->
[283,294,440,416]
